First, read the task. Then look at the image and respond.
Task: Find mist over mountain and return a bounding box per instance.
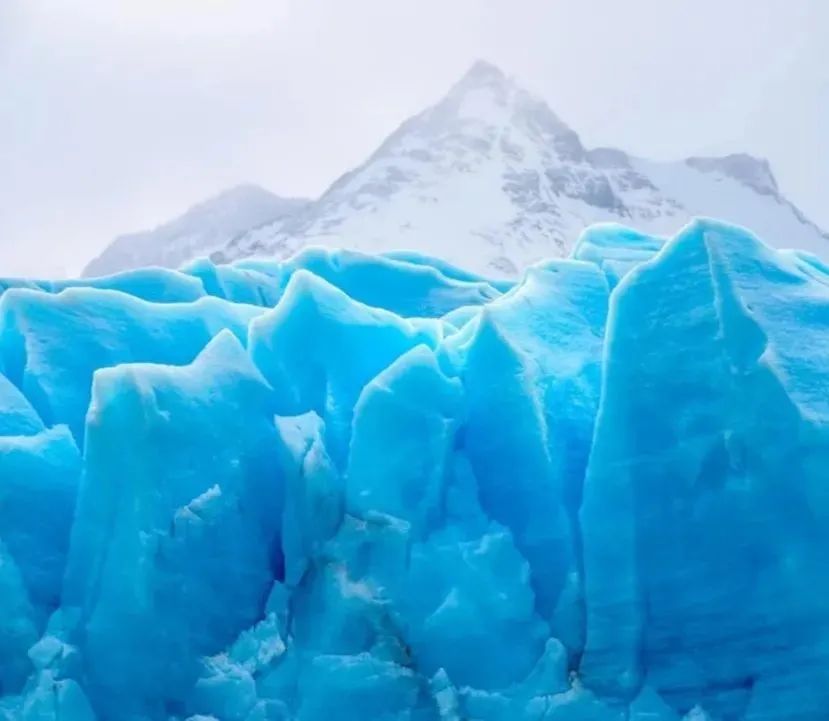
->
[83,186,309,278]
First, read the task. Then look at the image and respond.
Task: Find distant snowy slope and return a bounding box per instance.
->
[83,185,309,277]
[216,61,828,275]
[633,155,829,254]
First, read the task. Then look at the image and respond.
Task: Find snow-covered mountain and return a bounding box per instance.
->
[213,62,827,274]
[82,185,309,277]
[88,61,829,278]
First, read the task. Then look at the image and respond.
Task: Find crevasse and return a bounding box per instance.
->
[1,221,829,721]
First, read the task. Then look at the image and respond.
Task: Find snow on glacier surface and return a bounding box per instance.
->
[1,222,829,721]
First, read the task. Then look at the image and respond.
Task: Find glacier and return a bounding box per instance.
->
[1,219,829,721]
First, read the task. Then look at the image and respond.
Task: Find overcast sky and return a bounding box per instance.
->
[1,0,827,277]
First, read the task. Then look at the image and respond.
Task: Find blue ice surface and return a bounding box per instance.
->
[0,268,206,304]
[571,223,665,289]
[0,225,828,721]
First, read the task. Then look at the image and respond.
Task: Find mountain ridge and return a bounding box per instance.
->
[82,185,310,277]
[85,61,829,277]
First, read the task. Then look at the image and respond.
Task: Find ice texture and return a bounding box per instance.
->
[1,222,828,721]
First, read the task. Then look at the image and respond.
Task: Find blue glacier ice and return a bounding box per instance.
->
[1,222,828,721]
[571,223,664,289]
[0,268,206,305]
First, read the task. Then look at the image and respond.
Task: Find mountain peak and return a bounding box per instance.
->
[435,60,576,144]
[457,60,510,87]
[442,59,516,113]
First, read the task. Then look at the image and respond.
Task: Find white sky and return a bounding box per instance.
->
[1,0,827,277]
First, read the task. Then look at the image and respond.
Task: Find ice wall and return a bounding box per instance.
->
[0,225,827,721]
